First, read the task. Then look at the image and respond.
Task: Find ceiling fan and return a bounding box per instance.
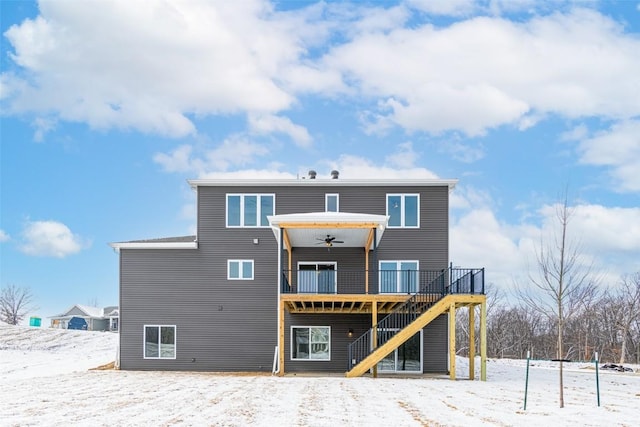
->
[316,234,344,247]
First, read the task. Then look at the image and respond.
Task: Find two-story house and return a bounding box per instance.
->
[111,172,487,379]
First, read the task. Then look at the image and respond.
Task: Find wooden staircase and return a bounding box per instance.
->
[346,294,452,377]
[346,267,485,378]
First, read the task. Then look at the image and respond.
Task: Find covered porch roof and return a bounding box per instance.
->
[267,212,389,250]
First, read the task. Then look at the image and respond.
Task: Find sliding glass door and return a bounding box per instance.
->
[379,261,419,294]
[376,330,422,373]
[298,262,337,293]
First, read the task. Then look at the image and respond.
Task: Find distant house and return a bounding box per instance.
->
[49,305,119,331]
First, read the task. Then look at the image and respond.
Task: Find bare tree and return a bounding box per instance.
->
[612,273,640,364]
[517,193,599,408]
[0,284,36,325]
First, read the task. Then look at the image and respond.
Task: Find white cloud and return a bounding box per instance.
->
[2,0,321,138]
[324,8,640,136]
[153,145,200,174]
[406,0,476,16]
[539,203,640,255]
[4,3,639,143]
[384,141,419,169]
[19,220,88,257]
[154,136,271,175]
[451,200,640,294]
[0,229,10,242]
[31,117,56,142]
[317,142,438,179]
[199,169,297,180]
[248,114,312,147]
[440,139,485,163]
[577,120,640,192]
[560,123,589,142]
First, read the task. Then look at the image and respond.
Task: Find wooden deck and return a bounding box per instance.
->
[280,294,417,314]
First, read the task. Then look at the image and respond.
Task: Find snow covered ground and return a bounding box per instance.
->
[2,323,639,426]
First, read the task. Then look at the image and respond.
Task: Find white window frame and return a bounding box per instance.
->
[325,193,339,212]
[386,194,420,228]
[226,193,275,228]
[297,261,337,293]
[227,259,254,280]
[379,260,419,294]
[143,325,177,360]
[291,326,331,361]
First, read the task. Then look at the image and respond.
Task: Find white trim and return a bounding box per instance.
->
[109,241,197,252]
[268,212,389,249]
[386,193,420,228]
[190,178,458,191]
[226,193,275,228]
[325,193,339,212]
[268,211,388,226]
[290,326,331,361]
[227,259,254,280]
[143,325,177,360]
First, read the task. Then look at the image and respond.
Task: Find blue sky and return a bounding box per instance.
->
[1,0,639,321]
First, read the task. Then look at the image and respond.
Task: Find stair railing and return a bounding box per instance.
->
[347,267,484,371]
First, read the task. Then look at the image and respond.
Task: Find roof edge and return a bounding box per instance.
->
[188,178,458,190]
[109,240,198,252]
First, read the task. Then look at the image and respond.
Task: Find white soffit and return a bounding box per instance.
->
[268,212,389,249]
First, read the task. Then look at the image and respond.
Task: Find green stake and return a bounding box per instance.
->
[524,350,530,410]
[595,351,600,407]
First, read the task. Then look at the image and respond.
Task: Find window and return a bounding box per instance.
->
[291,326,330,360]
[226,194,274,227]
[386,194,419,228]
[144,325,176,359]
[379,261,419,293]
[325,193,339,212]
[228,260,254,280]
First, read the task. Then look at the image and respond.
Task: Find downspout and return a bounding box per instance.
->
[274,226,283,375]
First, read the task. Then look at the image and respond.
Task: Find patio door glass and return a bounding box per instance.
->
[298,263,337,293]
[376,330,422,373]
[379,261,419,293]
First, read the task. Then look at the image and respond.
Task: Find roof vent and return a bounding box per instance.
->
[330,170,339,179]
[308,170,317,179]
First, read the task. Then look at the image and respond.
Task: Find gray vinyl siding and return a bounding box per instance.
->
[118,182,451,372]
[284,313,372,373]
[283,313,448,374]
[423,314,448,373]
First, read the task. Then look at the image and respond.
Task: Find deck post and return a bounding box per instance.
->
[449,302,456,380]
[480,299,487,381]
[365,248,369,294]
[278,301,285,377]
[469,304,475,380]
[372,301,378,378]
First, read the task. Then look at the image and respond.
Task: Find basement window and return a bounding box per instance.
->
[291,326,330,361]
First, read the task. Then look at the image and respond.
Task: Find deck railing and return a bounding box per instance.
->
[281,268,485,295]
[346,267,484,371]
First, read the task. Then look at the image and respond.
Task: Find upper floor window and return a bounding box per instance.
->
[228,259,254,280]
[226,194,274,227]
[386,194,419,228]
[325,194,339,212]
